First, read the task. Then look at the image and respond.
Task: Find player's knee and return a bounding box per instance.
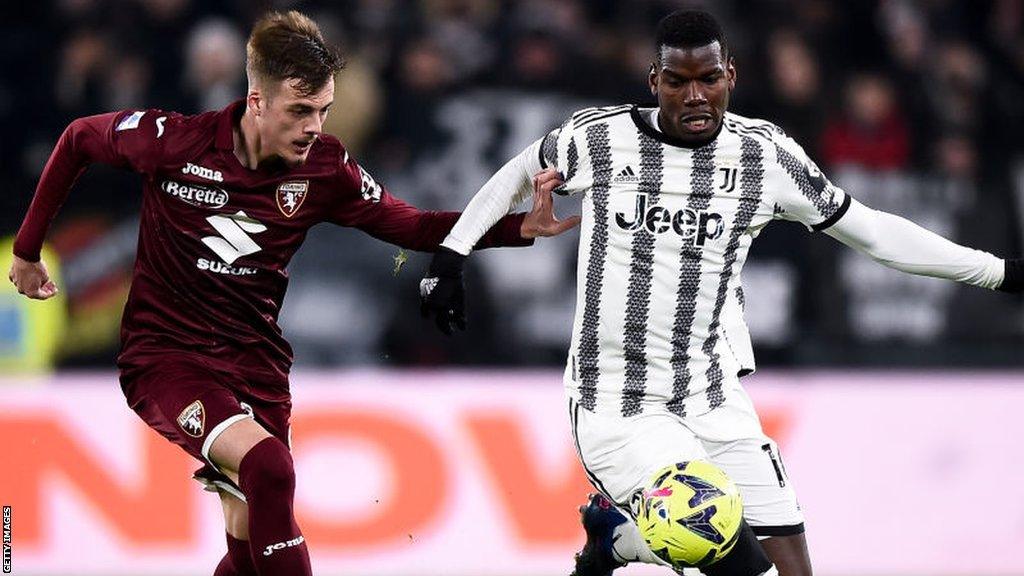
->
[701,521,772,576]
[238,437,296,498]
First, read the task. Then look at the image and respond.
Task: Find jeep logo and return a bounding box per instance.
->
[161,180,229,208]
[615,194,724,246]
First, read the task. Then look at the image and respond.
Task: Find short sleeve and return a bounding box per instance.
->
[768,132,851,231]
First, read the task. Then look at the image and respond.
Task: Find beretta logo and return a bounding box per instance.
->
[276,180,309,218]
[162,180,229,208]
[177,400,206,437]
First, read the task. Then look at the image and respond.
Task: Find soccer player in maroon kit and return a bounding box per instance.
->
[8,11,578,576]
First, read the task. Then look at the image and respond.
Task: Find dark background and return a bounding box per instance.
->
[2,0,1022,370]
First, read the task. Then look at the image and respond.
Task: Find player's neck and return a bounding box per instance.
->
[235,109,265,170]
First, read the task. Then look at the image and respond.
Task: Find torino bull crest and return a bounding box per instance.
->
[276,181,309,217]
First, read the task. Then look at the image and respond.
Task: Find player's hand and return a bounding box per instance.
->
[419,247,467,335]
[8,254,59,300]
[520,168,582,239]
[998,258,1024,292]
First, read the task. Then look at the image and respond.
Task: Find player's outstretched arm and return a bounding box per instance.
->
[823,198,1021,291]
[13,111,156,278]
[419,169,574,335]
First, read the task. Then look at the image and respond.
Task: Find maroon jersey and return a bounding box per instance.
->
[15,101,530,399]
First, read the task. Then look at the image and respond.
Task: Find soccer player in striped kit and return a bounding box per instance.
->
[421,9,1024,576]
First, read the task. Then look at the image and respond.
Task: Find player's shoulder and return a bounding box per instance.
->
[118,107,220,164]
[304,132,350,176]
[311,133,384,202]
[568,104,634,131]
[722,112,788,144]
[111,108,184,140]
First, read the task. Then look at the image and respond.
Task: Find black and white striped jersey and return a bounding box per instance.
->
[541,105,850,418]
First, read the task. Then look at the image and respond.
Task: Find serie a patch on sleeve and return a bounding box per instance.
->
[116,110,146,131]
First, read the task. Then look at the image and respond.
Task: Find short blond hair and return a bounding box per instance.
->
[246,10,344,95]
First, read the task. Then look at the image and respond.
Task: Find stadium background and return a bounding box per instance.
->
[1,0,1023,574]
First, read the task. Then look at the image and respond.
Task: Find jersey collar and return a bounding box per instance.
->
[215,100,247,150]
[630,105,723,150]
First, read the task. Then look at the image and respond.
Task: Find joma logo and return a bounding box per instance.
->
[182,162,224,182]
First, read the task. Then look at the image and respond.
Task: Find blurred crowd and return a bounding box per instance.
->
[2,0,1023,369]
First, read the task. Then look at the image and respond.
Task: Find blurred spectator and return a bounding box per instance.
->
[55,30,110,116]
[420,0,498,83]
[823,73,910,170]
[763,30,826,154]
[184,18,245,112]
[929,40,987,136]
[376,37,457,171]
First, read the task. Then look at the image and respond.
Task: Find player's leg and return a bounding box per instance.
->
[120,358,309,576]
[213,490,257,576]
[209,410,311,576]
[694,389,811,576]
[567,399,677,572]
[759,534,811,576]
[569,398,779,576]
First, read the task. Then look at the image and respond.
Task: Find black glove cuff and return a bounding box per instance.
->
[998,259,1024,293]
[428,246,467,278]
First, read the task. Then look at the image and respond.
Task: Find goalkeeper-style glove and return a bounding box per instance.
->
[420,247,467,335]
[998,259,1024,292]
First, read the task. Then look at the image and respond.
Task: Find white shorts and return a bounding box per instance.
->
[568,387,804,536]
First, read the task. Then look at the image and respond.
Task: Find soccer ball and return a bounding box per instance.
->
[633,460,743,568]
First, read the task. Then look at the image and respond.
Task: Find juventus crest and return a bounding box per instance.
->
[717,166,738,193]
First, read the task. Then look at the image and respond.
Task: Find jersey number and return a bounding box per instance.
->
[202,211,266,264]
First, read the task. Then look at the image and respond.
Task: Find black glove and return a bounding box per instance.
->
[420,247,467,335]
[998,259,1024,293]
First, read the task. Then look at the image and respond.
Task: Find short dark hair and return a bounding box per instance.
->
[246,10,345,96]
[655,10,728,61]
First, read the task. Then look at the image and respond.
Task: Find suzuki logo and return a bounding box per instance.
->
[201,210,267,265]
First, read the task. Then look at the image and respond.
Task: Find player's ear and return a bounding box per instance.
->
[648,63,659,96]
[247,90,262,117]
[726,56,737,91]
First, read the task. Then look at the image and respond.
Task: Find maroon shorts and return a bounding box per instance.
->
[120,352,291,498]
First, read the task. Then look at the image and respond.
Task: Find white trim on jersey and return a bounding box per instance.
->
[201,413,252,469]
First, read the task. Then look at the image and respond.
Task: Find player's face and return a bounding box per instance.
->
[258,77,334,167]
[649,42,735,146]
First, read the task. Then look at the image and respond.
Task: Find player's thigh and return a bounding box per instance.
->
[123,357,255,472]
[704,435,804,533]
[760,533,812,576]
[688,386,805,535]
[220,488,250,540]
[569,398,707,507]
[208,417,274,485]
